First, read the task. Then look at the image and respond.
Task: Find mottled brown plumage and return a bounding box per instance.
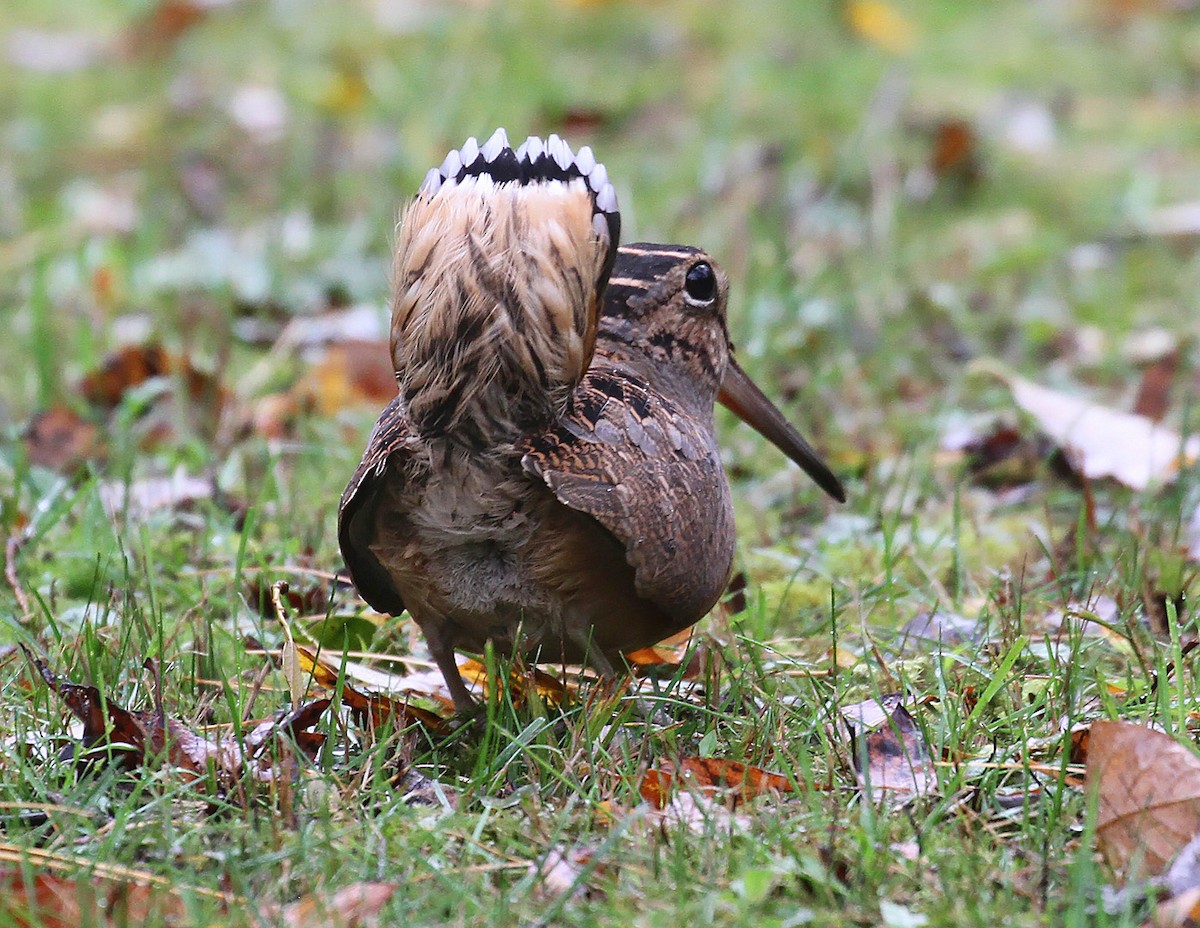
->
[338,131,844,711]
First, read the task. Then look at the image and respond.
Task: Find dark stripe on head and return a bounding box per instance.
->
[604,243,705,319]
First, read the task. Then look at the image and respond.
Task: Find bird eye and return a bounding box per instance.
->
[684,262,717,305]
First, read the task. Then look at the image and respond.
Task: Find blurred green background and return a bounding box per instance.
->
[5,0,1199,419]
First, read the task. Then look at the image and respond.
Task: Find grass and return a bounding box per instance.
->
[3,0,1200,924]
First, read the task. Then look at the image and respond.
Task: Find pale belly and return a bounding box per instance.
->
[367,454,691,663]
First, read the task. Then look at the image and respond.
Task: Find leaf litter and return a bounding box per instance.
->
[975,360,1200,491]
[26,647,329,787]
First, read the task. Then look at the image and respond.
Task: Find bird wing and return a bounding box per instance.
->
[521,366,735,623]
[338,394,418,615]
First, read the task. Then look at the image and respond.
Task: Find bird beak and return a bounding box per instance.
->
[718,358,846,503]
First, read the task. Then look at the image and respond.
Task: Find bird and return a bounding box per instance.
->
[338,129,845,713]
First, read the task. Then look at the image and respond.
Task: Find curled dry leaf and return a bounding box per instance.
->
[457,657,570,706]
[843,701,937,807]
[1087,720,1200,879]
[976,360,1199,491]
[295,646,447,732]
[28,649,329,787]
[625,626,702,679]
[119,0,245,61]
[24,343,229,472]
[639,757,796,809]
[79,343,226,415]
[303,340,398,416]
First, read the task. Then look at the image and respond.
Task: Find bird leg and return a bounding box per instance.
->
[418,617,478,713]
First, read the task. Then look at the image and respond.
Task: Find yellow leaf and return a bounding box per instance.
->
[845,0,916,54]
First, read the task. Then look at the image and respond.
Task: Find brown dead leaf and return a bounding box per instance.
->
[976,360,1199,490]
[1151,886,1200,927]
[248,391,309,441]
[0,869,186,928]
[30,651,150,771]
[458,657,570,706]
[22,406,103,473]
[29,649,329,787]
[929,118,982,189]
[302,340,397,416]
[26,343,228,471]
[1133,349,1180,423]
[79,343,221,413]
[118,0,225,60]
[640,757,796,809]
[625,627,702,679]
[848,703,937,806]
[961,423,1048,488]
[1088,720,1200,878]
[270,881,396,928]
[295,646,447,732]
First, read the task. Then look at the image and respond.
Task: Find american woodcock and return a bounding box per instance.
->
[339,129,846,712]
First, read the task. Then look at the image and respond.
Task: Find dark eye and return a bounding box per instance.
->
[684,262,717,304]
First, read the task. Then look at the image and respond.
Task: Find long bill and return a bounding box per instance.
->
[718,358,847,503]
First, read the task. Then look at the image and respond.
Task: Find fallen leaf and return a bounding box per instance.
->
[841,693,909,731]
[1132,200,1200,245]
[625,627,702,678]
[529,845,605,902]
[79,343,224,414]
[846,703,937,806]
[22,406,103,473]
[975,360,1200,490]
[1150,885,1200,927]
[0,869,186,928]
[724,570,749,614]
[845,0,917,53]
[295,646,447,732]
[304,341,397,415]
[271,881,396,927]
[929,118,981,188]
[1088,720,1200,879]
[6,29,105,73]
[640,791,752,836]
[96,469,212,521]
[28,649,329,788]
[1133,349,1180,423]
[898,610,983,649]
[996,96,1057,156]
[119,0,240,60]
[458,657,570,706]
[275,304,387,348]
[960,423,1048,488]
[555,107,611,135]
[23,342,230,463]
[227,83,289,142]
[640,757,796,809]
